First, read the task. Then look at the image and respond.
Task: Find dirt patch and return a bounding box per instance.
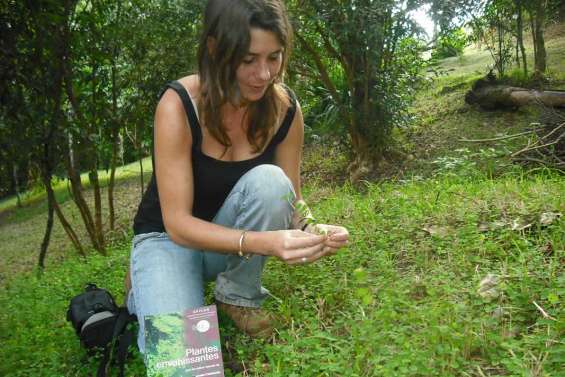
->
[545,22,565,40]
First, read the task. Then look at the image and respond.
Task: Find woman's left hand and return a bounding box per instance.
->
[307,224,349,256]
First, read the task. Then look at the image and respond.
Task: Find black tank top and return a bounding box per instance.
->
[132,81,297,235]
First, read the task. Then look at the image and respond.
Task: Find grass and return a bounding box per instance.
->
[1,22,565,377]
[0,171,563,376]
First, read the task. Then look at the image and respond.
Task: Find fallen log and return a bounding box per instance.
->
[465,81,565,110]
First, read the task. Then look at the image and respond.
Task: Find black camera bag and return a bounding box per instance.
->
[67,283,136,377]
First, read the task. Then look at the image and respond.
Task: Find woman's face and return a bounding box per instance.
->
[236,28,283,103]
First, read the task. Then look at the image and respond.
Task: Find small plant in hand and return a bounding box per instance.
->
[293,200,335,237]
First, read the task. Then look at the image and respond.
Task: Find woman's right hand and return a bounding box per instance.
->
[269,230,327,265]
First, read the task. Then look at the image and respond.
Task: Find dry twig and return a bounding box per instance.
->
[532,301,556,321]
[459,130,534,143]
[511,106,565,169]
[511,135,564,157]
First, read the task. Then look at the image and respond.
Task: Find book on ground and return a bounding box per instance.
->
[144,304,224,377]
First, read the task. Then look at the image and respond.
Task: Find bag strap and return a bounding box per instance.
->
[97,308,137,377]
[85,283,98,291]
[116,309,137,377]
[116,317,136,377]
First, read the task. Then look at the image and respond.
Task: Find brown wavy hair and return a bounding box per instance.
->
[197,0,293,153]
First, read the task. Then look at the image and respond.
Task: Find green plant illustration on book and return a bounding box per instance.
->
[145,313,186,377]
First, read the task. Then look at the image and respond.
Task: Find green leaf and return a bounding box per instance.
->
[548,293,559,305]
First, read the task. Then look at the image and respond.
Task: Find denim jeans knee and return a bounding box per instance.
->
[212,164,295,307]
[237,164,296,217]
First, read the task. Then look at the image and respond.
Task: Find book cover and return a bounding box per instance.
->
[144,305,225,377]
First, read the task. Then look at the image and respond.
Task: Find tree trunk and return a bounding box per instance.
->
[42,172,86,256]
[118,131,125,165]
[516,1,528,76]
[67,132,77,186]
[40,118,86,258]
[36,0,86,261]
[88,56,105,250]
[109,133,118,230]
[61,8,105,253]
[533,0,547,75]
[66,146,101,251]
[496,12,505,77]
[42,130,86,257]
[66,133,105,252]
[347,131,375,183]
[108,38,120,230]
[515,37,520,68]
[89,167,105,251]
[530,13,537,60]
[39,188,54,269]
[12,163,22,208]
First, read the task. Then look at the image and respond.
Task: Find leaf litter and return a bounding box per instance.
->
[477,211,562,233]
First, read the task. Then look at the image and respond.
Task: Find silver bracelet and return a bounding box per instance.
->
[238,230,251,260]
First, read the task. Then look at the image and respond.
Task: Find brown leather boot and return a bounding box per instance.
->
[217,302,275,339]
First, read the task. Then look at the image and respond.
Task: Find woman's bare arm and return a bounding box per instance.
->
[274,97,349,255]
[274,98,304,201]
[274,99,315,230]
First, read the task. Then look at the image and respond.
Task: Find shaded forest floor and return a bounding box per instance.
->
[0,23,564,377]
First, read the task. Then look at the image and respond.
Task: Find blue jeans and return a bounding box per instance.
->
[127,164,295,353]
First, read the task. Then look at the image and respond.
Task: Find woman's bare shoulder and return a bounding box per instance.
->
[274,83,293,108]
[155,75,200,118]
[154,87,193,145]
[155,77,196,129]
[177,74,201,99]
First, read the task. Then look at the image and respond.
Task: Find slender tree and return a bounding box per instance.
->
[531,0,547,75]
[515,0,528,76]
[291,0,424,180]
[107,0,123,231]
